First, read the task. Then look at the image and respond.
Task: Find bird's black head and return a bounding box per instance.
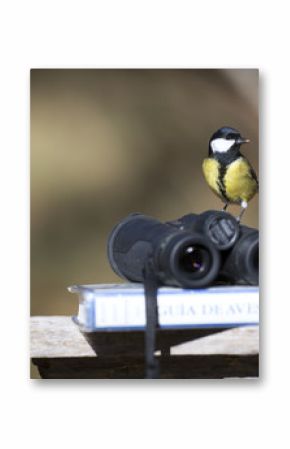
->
[208,126,250,160]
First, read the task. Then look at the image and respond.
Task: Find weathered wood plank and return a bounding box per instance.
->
[31,316,95,358]
[30,317,259,378]
[30,316,258,358]
[170,326,258,355]
[33,355,258,379]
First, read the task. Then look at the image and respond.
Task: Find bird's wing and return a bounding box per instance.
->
[244,157,259,191]
[249,166,259,190]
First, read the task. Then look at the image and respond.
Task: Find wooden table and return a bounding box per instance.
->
[30,316,259,379]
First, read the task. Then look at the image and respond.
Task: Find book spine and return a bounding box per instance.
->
[77,290,259,330]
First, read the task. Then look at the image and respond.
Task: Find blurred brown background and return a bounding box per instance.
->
[31,69,258,317]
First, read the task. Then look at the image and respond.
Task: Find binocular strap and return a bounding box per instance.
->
[143,257,160,379]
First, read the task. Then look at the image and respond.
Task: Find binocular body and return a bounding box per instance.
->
[107,211,259,288]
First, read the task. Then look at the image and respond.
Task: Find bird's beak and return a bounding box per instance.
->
[236,137,250,145]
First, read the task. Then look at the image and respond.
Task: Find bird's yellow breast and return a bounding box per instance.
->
[202,156,258,204]
[223,157,258,203]
[202,158,221,197]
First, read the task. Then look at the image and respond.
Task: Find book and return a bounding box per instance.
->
[68,283,259,332]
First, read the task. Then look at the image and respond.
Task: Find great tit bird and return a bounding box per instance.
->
[202,126,258,222]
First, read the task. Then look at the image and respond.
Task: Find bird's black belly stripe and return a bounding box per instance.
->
[218,164,229,202]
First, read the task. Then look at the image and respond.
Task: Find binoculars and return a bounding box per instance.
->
[107,210,259,289]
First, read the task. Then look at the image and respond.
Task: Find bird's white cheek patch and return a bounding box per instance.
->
[211,138,235,153]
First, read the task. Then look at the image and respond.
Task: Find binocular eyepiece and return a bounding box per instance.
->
[107,210,259,288]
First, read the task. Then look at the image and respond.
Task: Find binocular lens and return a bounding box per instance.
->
[219,227,259,285]
[179,245,207,274]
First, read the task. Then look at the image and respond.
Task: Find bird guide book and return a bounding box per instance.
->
[68,283,259,332]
